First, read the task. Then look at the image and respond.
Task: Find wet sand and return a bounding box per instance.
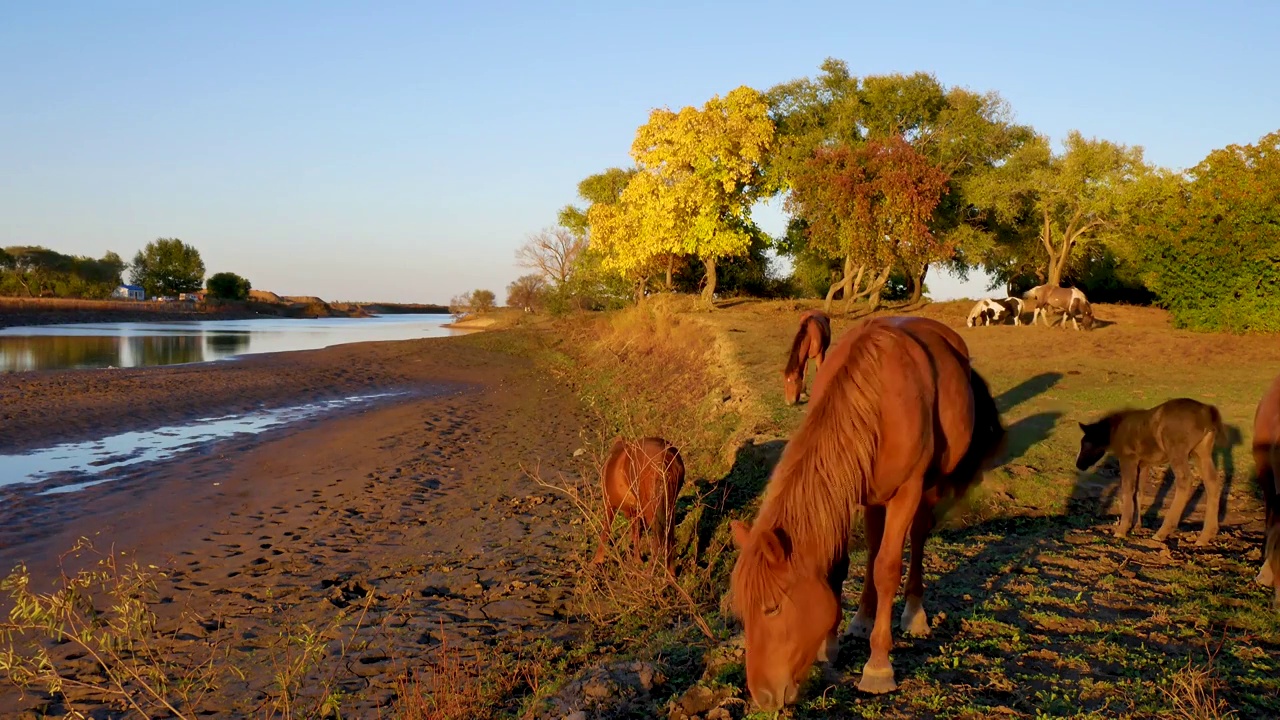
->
[0,334,589,716]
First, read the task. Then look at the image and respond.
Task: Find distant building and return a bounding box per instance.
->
[178,291,204,302]
[113,284,145,301]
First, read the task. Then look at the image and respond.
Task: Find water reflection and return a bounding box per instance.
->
[0,392,405,494]
[0,314,460,373]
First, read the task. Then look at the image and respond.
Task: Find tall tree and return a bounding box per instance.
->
[787,137,951,311]
[767,59,1030,301]
[506,273,547,311]
[515,226,585,285]
[130,238,205,297]
[967,131,1149,287]
[589,86,777,302]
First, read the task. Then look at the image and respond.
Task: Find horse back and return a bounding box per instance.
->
[831,317,976,489]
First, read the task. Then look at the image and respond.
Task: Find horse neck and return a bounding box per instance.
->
[755,411,867,574]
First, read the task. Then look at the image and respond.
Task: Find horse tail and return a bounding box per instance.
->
[1209,405,1229,449]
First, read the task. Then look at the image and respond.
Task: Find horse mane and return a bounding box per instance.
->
[742,323,895,592]
[784,315,816,376]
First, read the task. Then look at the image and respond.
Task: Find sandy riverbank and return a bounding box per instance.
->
[0,332,590,716]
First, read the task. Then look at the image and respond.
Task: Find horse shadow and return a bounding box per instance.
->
[994,372,1062,413]
[676,438,786,563]
[1000,411,1064,465]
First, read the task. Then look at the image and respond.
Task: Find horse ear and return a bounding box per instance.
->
[759,528,790,565]
[730,520,751,549]
[1078,422,1088,432]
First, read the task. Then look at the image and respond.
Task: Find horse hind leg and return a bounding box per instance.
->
[1154,455,1196,543]
[1193,436,1223,545]
[900,499,935,638]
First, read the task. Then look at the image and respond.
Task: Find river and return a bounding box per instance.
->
[0,314,464,373]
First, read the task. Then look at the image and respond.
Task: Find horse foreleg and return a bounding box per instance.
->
[857,482,921,695]
[845,505,885,639]
[901,499,935,637]
[1115,459,1141,539]
[591,501,617,564]
[819,550,851,664]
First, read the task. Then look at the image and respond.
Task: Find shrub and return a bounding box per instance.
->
[206,272,251,300]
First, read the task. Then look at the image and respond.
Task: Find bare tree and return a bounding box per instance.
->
[515,226,585,285]
[506,274,547,312]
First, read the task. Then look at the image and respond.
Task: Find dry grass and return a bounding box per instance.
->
[1162,653,1238,720]
[389,626,546,720]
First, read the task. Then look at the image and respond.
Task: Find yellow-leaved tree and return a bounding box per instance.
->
[588,86,776,302]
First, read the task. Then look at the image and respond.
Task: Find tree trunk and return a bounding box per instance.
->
[842,263,867,313]
[824,254,857,312]
[701,257,717,304]
[1046,253,1063,287]
[665,255,675,291]
[864,265,895,312]
[909,264,928,304]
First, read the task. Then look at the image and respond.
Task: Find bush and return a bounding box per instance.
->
[1136,131,1280,332]
[471,289,496,313]
[206,272,251,300]
[506,274,547,311]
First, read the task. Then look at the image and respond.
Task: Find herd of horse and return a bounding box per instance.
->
[966,283,1096,331]
[589,301,1280,713]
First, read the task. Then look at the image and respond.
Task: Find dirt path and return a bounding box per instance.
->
[0,334,592,717]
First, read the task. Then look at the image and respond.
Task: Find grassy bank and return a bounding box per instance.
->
[520,296,1280,719]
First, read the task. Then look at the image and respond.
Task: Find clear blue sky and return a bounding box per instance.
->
[3,1,1277,304]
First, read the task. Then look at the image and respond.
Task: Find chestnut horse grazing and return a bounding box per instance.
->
[783,309,832,405]
[1254,373,1280,607]
[729,316,1006,710]
[591,437,686,570]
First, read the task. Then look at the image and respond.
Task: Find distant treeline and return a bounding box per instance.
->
[356,302,450,315]
[0,246,125,299]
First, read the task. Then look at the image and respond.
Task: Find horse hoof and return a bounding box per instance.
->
[1194,535,1214,547]
[857,666,897,695]
[1152,531,1169,543]
[1255,565,1273,587]
[844,613,873,639]
[902,614,931,638]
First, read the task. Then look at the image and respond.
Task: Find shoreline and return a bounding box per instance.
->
[0,329,590,716]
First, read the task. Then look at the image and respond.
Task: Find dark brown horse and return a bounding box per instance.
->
[1253,373,1280,607]
[729,316,1006,711]
[591,437,686,570]
[1076,398,1228,545]
[1023,284,1095,330]
[783,309,832,405]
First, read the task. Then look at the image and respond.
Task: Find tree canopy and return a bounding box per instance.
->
[787,137,951,310]
[206,271,252,301]
[0,247,125,298]
[588,86,777,301]
[131,238,205,297]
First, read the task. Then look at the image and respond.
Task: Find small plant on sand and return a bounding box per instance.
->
[0,538,224,718]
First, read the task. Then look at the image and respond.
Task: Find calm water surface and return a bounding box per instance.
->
[0,314,463,373]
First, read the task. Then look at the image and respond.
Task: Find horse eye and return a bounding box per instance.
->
[763,605,781,617]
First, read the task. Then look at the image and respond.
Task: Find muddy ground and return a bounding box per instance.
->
[0,334,590,717]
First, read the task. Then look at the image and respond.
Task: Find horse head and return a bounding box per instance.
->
[1075,419,1112,470]
[730,520,838,712]
[783,370,802,405]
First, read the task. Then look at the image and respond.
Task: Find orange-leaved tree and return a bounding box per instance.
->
[786,136,951,311]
